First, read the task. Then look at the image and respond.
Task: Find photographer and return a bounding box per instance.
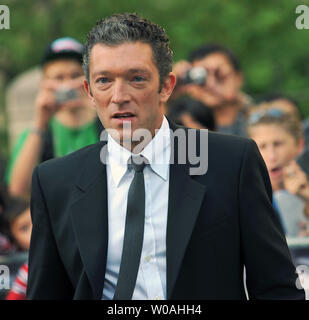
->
[172,44,251,137]
[6,37,102,197]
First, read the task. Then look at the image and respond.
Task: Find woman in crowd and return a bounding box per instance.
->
[247,107,309,238]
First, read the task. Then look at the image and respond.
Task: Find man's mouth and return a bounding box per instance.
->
[112,112,136,119]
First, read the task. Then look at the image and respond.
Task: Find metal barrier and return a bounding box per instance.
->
[287,237,309,266]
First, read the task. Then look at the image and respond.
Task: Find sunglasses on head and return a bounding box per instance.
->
[247,108,286,125]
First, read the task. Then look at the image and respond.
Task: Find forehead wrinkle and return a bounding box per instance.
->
[93,68,151,77]
[89,42,157,76]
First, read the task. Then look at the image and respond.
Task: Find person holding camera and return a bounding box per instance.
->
[6,37,103,198]
[172,44,251,137]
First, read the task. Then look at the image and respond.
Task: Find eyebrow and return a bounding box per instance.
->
[206,65,232,72]
[92,68,152,78]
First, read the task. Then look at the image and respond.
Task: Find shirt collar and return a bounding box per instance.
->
[107,116,171,187]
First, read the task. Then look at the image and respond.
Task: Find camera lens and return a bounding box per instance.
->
[186,67,207,86]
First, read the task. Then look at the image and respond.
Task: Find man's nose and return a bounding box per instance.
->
[111,79,130,105]
[204,73,217,89]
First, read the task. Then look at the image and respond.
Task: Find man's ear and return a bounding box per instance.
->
[84,80,95,105]
[159,72,177,103]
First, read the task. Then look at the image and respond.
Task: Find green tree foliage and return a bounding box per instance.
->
[0,0,309,155]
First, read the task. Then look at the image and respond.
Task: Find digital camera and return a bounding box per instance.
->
[180,67,207,86]
[55,88,79,104]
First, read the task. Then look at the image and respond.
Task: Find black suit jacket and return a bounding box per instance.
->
[27,121,305,300]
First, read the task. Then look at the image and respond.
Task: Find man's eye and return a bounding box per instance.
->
[133,76,145,82]
[97,77,109,84]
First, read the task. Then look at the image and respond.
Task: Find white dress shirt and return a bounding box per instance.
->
[102,116,171,300]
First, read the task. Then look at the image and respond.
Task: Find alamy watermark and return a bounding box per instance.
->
[0,5,10,30]
[295,265,309,291]
[296,5,309,29]
[0,265,10,290]
[99,124,209,176]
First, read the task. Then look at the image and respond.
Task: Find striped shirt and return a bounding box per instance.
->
[6,262,28,300]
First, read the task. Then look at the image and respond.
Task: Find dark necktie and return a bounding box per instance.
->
[113,155,147,300]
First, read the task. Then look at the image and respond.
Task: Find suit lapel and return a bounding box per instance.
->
[70,141,109,300]
[166,121,207,299]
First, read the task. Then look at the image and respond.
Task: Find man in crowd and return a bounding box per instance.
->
[172,44,251,137]
[27,13,304,300]
[6,37,101,197]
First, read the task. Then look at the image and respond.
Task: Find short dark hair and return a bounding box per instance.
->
[167,95,216,131]
[188,44,241,72]
[83,13,173,90]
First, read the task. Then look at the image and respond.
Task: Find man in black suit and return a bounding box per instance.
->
[27,13,305,300]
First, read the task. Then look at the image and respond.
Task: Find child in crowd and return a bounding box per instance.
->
[0,186,15,254]
[1,197,31,300]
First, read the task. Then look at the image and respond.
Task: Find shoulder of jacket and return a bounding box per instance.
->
[36,141,104,179]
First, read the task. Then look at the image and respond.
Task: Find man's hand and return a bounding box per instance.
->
[34,76,92,130]
[282,161,309,200]
[171,60,193,100]
[282,160,309,219]
[34,79,60,130]
[173,60,192,79]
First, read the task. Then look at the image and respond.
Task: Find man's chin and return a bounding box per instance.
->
[108,126,152,152]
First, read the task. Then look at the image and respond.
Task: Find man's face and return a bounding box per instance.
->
[84,42,175,146]
[43,59,85,109]
[43,59,84,83]
[192,52,243,108]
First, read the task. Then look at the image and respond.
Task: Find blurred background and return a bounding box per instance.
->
[0,0,309,158]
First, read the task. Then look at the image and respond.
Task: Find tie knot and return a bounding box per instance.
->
[128,155,148,173]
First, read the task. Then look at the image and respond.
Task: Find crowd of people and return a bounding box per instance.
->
[171,45,309,240]
[0,24,308,299]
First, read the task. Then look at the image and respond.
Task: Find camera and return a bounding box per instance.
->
[55,88,79,104]
[179,67,207,86]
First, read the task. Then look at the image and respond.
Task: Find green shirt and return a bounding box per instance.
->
[5,117,99,184]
